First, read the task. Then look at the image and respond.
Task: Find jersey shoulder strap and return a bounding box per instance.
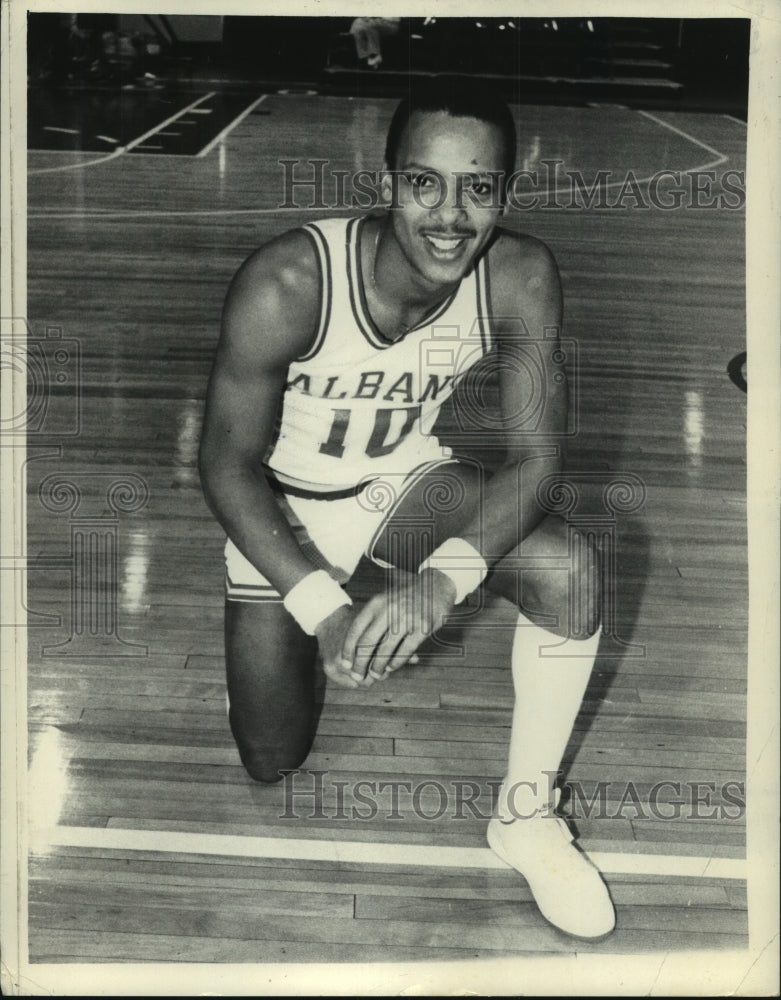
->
[298,217,360,362]
[474,250,493,355]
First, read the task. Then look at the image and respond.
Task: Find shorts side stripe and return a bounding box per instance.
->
[364,457,462,568]
[225,569,281,603]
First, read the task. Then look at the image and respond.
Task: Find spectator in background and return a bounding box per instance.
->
[349,17,401,69]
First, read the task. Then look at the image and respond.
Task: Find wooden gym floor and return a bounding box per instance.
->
[24,91,748,967]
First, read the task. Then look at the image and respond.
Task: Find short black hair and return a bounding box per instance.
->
[384,75,517,178]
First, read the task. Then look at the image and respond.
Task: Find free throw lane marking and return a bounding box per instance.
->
[196,93,269,158]
[43,825,747,881]
[122,92,216,151]
[28,92,216,175]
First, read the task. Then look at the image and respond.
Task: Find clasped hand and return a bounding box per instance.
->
[314,568,456,688]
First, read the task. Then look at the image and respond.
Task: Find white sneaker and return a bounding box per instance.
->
[487,805,616,940]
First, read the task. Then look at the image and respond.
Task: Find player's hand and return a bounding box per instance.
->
[315,604,363,689]
[342,568,457,683]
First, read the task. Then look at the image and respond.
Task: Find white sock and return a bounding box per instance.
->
[498,611,601,821]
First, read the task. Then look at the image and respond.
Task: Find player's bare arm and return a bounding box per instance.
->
[199,232,363,689]
[343,231,567,679]
[456,229,567,560]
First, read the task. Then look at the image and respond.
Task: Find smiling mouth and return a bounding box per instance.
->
[423,234,472,256]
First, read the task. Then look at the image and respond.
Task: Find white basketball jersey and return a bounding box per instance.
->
[265,216,493,492]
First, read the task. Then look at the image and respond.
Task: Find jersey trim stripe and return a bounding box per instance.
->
[348,216,461,351]
[476,253,492,355]
[264,466,374,501]
[297,224,332,362]
[347,217,385,348]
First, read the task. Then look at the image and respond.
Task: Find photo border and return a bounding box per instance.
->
[2,1,778,995]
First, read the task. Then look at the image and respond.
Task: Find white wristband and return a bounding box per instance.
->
[418,537,488,604]
[283,570,352,635]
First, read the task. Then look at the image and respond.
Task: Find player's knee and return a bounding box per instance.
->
[244,760,285,784]
[572,540,602,636]
[571,531,601,582]
[234,727,312,784]
[521,520,602,635]
[542,520,600,591]
[574,607,600,639]
[241,747,308,784]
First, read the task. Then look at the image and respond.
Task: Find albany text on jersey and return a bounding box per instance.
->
[264,216,493,492]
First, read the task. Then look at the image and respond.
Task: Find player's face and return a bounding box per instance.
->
[382,110,508,287]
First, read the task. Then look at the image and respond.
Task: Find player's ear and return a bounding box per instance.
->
[500,171,510,216]
[379,162,394,206]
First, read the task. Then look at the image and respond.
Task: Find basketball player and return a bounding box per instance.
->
[199,77,616,940]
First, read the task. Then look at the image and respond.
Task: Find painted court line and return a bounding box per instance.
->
[30,102,736,218]
[122,92,216,151]
[27,148,123,175]
[45,826,747,881]
[196,93,269,158]
[28,92,216,176]
[25,148,103,156]
[28,205,301,219]
[638,109,728,169]
[25,125,728,219]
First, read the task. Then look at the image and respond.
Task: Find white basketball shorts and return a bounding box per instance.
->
[224,457,457,602]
